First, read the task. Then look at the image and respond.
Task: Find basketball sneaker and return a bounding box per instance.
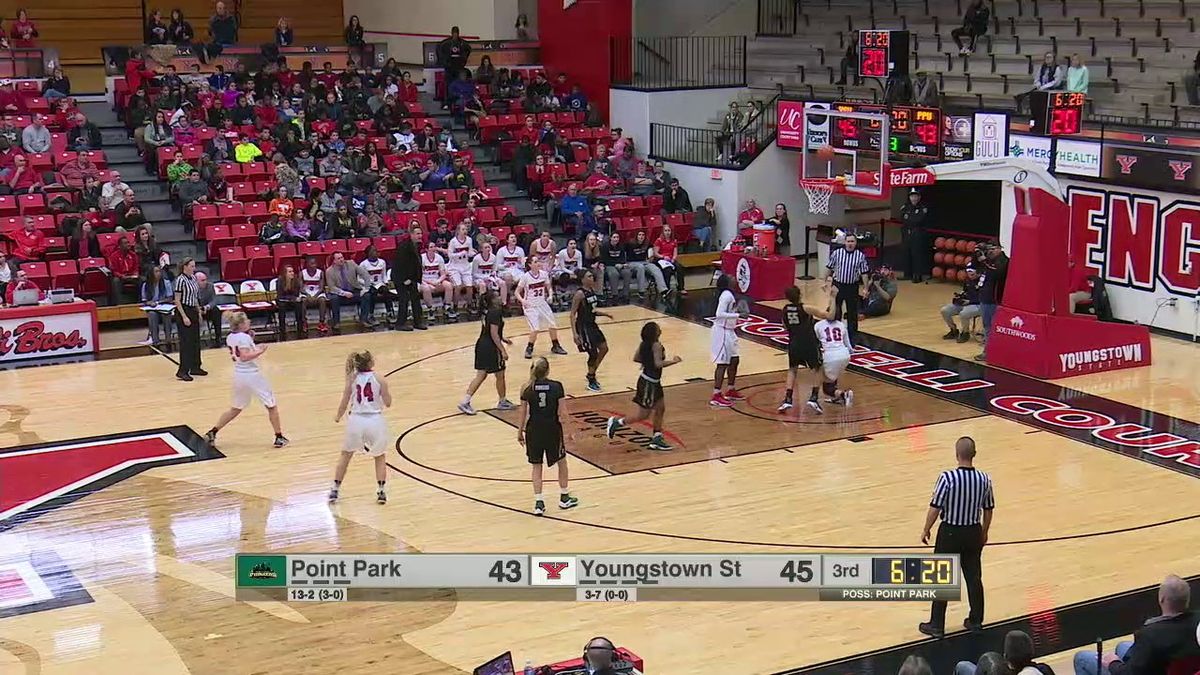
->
[496,399,516,411]
[724,389,746,401]
[605,416,623,439]
[533,500,546,516]
[586,376,601,392]
[843,390,854,406]
[376,489,387,505]
[524,343,534,359]
[709,393,733,408]
[647,434,673,451]
[457,401,477,416]
[274,434,290,448]
[777,399,793,412]
[806,399,824,414]
[205,429,218,446]
[550,342,568,355]
[328,485,339,503]
[558,494,579,510]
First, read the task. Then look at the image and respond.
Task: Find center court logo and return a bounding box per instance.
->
[568,410,686,450]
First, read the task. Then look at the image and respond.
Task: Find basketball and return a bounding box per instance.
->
[816,145,836,162]
[934,236,946,249]
[959,269,971,281]
[933,252,945,265]
[966,241,978,253]
[956,254,968,266]
[944,238,958,251]
[932,266,944,279]
[957,240,970,253]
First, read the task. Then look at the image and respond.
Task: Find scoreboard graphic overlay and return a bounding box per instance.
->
[236,553,961,603]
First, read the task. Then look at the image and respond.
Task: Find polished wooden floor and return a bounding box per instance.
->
[1,286,1198,674]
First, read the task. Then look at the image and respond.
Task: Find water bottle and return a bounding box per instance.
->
[524,659,535,675]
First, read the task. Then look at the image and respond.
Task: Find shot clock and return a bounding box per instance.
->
[1030,91,1085,136]
[829,102,940,158]
[858,29,910,79]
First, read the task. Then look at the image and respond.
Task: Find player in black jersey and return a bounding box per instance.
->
[570,269,612,392]
[459,291,515,415]
[605,321,681,451]
[518,356,580,515]
[779,285,830,414]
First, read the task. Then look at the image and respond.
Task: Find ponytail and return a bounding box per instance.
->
[346,349,373,376]
[522,356,549,398]
[224,310,248,332]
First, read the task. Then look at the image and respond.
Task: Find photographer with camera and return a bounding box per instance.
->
[973,243,1008,363]
[862,264,899,318]
[939,266,981,343]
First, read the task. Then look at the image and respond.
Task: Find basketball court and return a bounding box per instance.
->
[1,285,1198,672]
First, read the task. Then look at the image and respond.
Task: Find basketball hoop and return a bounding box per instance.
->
[800,178,843,215]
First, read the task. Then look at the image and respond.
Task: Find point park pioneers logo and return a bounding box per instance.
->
[237,554,288,587]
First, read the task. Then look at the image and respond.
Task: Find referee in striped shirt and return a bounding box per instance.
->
[174,257,206,382]
[919,436,993,639]
[824,234,870,342]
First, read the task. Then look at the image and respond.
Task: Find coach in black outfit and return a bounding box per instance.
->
[825,233,870,343]
[919,436,994,639]
[899,190,931,283]
[173,258,207,381]
[390,225,426,331]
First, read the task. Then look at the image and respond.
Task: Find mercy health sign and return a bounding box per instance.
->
[1063,181,1200,334]
[0,302,98,364]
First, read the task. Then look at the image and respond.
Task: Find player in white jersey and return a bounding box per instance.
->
[553,238,582,288]
[331,350,393,504]
[300,256,329,334]
[358,245,394,324]
[814,314,854,406]
[418,248,453,318]
[446,222,476,319]
[531,230,557,270]
[204,311,289,448]
[497,231,527,296]
[471,240,506,304]
[516,256,568,359]
[709,274,745,408]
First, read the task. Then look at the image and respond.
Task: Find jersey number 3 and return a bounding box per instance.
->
[355,382,375,403]
[823,326,844,343]
[537,392,547,407]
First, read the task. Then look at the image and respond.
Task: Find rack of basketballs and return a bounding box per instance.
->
[932,235,990,282]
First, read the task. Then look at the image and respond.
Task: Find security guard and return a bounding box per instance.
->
[899,189,931,283]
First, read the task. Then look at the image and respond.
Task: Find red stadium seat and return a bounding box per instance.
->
[0,216,23,233]
[0,195,17,216]
[217,203,245,225]
[494,205,516,222]
[348,237,371,261]
[246,245,274,278]
[206,225,233,259]
[242,201,270,224]
[230,222,258,247]
[373,236,397,257]
[20,261,50,288]
[322,239,348,254]
[272,243,300,275]
[514,223,535,237]
[17,193,46,215]
[232,182,256,200]
[296,241,323,261]
[49,259,80,291]
[54,151,77,168]
[490,226,511,242]
[79,257,109,298]
[219,248,249,282]
[193,204,220,239]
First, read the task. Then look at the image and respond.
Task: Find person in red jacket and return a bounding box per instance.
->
[4,268,40,305]
[7,215,44,272]
[0,79,24,113]
[7,153,43,193]
[106,236,141,303]
[124,50,158,97]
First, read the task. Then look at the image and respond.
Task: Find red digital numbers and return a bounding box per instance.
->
[861,30,890,47]
[860,47,888,78]
[1049,106,1081,135]
[836,118,859,139]
[914,122,939,146]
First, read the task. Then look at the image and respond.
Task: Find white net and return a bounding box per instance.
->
[802,180,836,215]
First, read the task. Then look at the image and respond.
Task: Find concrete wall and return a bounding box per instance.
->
[737,141,830,252]
[659,161,742,246]
[609,86,745,155]
[349,0,508,64]
[633,0,751,36]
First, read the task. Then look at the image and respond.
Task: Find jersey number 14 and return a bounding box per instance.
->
[356,382,375,403]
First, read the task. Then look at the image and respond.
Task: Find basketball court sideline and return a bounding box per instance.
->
[0,296,1198,674]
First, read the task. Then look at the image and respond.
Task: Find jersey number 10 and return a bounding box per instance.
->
[823,326,844,343]
[356,382,375,403]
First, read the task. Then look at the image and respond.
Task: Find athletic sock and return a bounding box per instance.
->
[559,488,570,498]
[809,386,819,401]
[534,493,544,502]
[783,390,793,402]
[377,481,386,488]
[207,427,218,436]
[461,395,472,405]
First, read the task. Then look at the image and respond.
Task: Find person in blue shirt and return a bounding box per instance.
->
[563,85,588,112]
[208,65,231,92]
[558,182,590,232]
[447,70,477,120]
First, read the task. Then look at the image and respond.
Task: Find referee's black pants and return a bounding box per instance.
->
[832,281,862,342]
[176,306,203,377]
[929,522,985,627]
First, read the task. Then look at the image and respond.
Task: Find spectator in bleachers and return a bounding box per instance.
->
[6,154,43,194]
[146,8,168,44]
[584,102,603,128]
[437,27,472,110]
[3,268,38,304]
[515,13,531,40]
[693,198,717,251]
[650,161,672,194]
[160,65,183,92]
[626,229,666,298]
[475,55,496,88]
[268,186,295,218]
[958,630,1051,675]
[275,17,294,47]
[166,152,193,185]
[885,70,913,105]
[0,80,21,114]
[332,204,355,239]
[144,112,174,171]
[206,1,239,55]
[325,250,370,331]
[140,266,175,346]
[601,231,632,300]
[563,85,588,113]
[611,145,638,182]
[78,175,103,211]
[309,210,331,240]
[663,178,693,214]
[557,183,589,232]
[21,115,50,154]
[234,134,263,163]
[9,9,37,47]
[1074,574,1198,675]
[0,118,18,146]
[286,215,312,242]
[1015,52,1065,112]
[951,0,990,55]
[259,215,285,244]
[0,138,18,181]
[59,152,101,189]
[652,224,684,294]
[133,224,164,276]
[117,191,146,230]
[835,32,862,86]
[629,162,656,196]
[580,231,604,281]
[177,170,208,224]
[68,221,102,259]
[42,67,70,101]
[6,216,43,273]
[345,15,365,48]
[912,71,940,107]
[739,198,765,225]
[107,236,140,303]
[168,9,194,44]
[68,113,102,151]
[101,173,129,211]
[1066,54,1089,95]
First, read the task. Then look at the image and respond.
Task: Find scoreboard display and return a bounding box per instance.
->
[830,102,941,159]
[858,29,910,79]
[1030,91,1085,136]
